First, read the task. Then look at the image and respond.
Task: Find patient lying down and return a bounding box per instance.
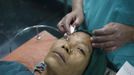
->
[0,31,92,75]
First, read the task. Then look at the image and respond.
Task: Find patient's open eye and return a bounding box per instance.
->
[77,48,86,56]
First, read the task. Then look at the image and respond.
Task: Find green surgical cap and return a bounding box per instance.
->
[84,48,106,75]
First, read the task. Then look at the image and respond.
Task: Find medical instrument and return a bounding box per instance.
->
[70,25,76,34]
[64,25,76,40]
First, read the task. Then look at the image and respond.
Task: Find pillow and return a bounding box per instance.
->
[2,31,57,71]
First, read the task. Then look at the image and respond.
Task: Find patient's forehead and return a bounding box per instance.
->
[69,32,91,44]
[55,32,91,45]
[57,32,91,41]
[67,32,91,41]
[72,32,91,38]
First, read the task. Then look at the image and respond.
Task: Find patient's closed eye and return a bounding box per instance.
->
[77,48,86,55]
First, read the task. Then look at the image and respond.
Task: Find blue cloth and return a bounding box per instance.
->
[0,61,33,75]
[83,0,134,70]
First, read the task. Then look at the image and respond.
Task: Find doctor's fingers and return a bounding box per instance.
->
[91,35,114,43]
[58,16,74,33]
[57,17,67,33]
[58,17,64,32]
[104,46,118,52]
[72,17,83,27]
[93,23,116,36]
[93,28,116,36]
[92,41,116,50]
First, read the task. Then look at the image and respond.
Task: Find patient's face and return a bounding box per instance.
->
[44,32,92,75]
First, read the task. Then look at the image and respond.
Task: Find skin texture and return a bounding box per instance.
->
[44,32,92,75]
[57,0,83,33]
[91,22,134,51]
[57,0,134,52]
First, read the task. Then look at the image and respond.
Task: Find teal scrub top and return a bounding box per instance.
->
[83,0,134,70]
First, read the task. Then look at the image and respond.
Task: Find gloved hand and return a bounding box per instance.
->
[91,22,134,52]
[57,9,84,33]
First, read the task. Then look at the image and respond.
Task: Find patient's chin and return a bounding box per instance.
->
[45,57,83,75]
[45,56,62,69]
[44,57,63,74]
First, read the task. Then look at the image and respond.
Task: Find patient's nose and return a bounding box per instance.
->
[62,44,72,54]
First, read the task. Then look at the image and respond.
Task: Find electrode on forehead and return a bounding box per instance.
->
[64,33,69,41]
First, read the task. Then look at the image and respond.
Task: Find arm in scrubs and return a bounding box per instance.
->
[58,0,134,71]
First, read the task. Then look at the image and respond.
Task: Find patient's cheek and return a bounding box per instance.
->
[69,53,87,63]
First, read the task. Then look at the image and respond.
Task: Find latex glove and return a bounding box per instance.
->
[91,22,134,52]
[57,9,84,34]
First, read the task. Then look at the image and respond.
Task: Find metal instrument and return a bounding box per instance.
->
[64,25,76,40]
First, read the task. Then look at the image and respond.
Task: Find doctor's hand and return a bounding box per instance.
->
[57,9,84,33]
[91,22,134,52]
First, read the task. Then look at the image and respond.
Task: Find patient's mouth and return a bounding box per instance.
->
[52,51,66,63]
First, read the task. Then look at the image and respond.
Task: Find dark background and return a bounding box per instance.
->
[0,0,71,58]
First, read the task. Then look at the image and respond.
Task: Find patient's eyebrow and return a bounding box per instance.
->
[78,41,92,53]
[77,47,86,56]
[77,43,89,53]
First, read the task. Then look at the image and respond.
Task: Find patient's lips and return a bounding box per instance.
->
[52,50,66,64]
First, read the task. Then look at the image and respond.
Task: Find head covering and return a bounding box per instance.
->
[84,48,106,75]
